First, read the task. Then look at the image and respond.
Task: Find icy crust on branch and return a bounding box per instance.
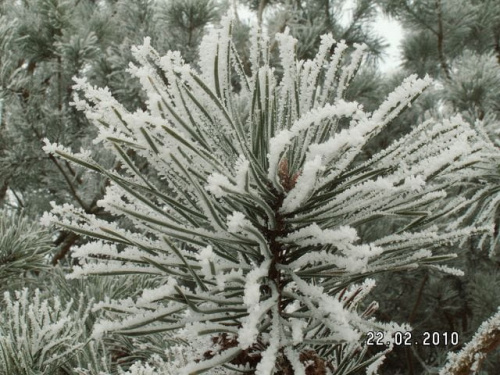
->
[206,156,250,198]
[41,14,492,375]
[281,224,382,272]
[274,75,434,212]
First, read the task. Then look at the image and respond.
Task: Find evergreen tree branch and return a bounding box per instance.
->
[435,0,451,79]
[440,307,500,375]
[64,160,83,184]
[323,0,331,29]
[400,1,439,37]
[257,0,268,26]
[0,212,52,285]
[405,274,429,375]
[493,29,500,65]
[0,180,8,204]
[408,273,429,324]
[10,188,24,208]
[48,154,90,212]
[405,346,415,375]
[51,232,79,266]
[41,15,492,374]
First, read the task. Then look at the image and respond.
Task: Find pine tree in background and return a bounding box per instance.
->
[353,1,500,371]
[0,0,106,214]
[40,16,491,374]
[373,0,500,145]
[234,0,388,117]
[241,0,386,60]
[376,0,500,129]
[0,0,220,212]
[378,0,500,77]
[0,0,221,268]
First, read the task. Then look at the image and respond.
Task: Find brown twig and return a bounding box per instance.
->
[51,232,79,266]
[408,273,429,325]
[406,273,429,375]
[257,0,269,26]
[435,0,451,79]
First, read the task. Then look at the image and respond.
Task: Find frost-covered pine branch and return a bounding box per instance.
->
[0,211,52,291]
[440,307,500,375]
[42,15,490,374]
[442,122,500,256]
[0,289,91,374]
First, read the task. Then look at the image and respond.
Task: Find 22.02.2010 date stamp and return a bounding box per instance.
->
[365,331,459,346]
